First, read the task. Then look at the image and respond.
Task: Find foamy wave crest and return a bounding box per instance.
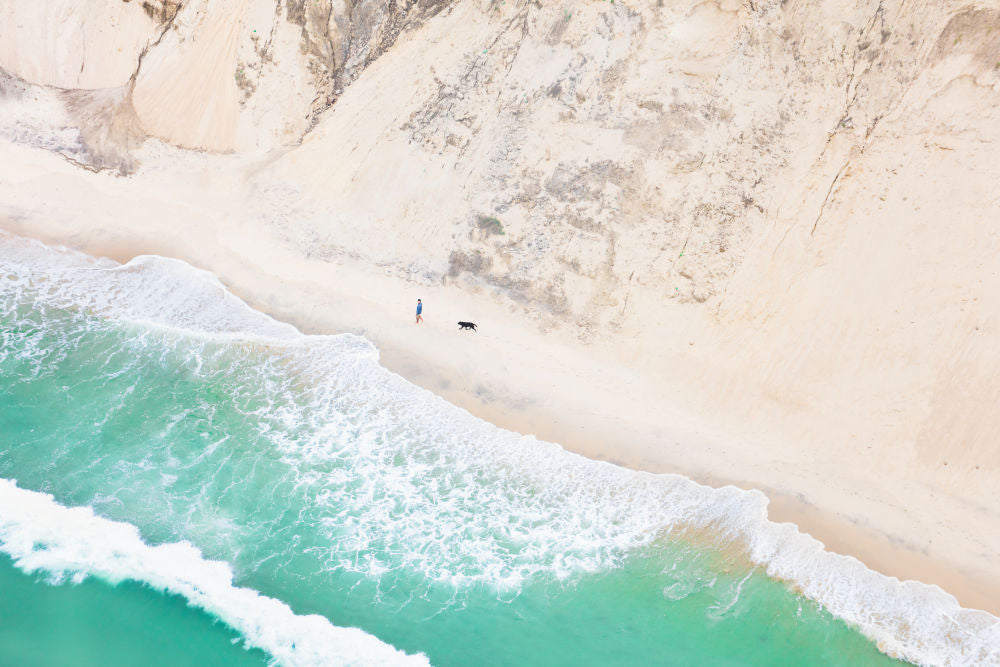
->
[752,523,1000,665]
[2,231,999,666]
[0,479,429,667]
[0,231,305,342]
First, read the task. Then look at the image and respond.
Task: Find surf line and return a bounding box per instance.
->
[0,478,428,667]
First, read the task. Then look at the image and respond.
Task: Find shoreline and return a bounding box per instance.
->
[3,214,997,618]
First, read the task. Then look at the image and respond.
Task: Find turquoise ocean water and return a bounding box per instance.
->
[0,233,997,666]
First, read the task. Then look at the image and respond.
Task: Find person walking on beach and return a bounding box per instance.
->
[415,298,424,324]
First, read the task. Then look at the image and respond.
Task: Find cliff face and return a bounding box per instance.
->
[2,0,1000,597]
[6,0,987,319]
[1,0,455,155]
[240,0,1000,354]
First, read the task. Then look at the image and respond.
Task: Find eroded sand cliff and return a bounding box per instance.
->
[1,0,999,616]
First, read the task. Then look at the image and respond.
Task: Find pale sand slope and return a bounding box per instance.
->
[1,0,999,619]
[0,0,160,89]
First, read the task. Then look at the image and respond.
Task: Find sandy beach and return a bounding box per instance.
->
[2,0,999,626]
[1,144,996,618]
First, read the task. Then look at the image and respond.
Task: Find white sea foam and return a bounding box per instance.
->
[1,230,999,666]
[0,231,302,341]
[0,479,429,667]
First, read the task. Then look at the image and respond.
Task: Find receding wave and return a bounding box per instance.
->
[0,478,428,667]
[1,230,998,666]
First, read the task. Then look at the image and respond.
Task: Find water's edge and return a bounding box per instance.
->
[1,231,998,666]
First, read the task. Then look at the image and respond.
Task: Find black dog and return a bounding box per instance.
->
[457,321,478,331]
